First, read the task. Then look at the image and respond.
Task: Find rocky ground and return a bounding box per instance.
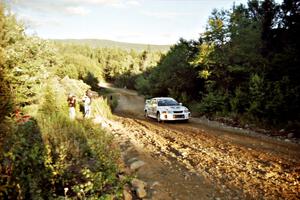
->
[96,84,300,200]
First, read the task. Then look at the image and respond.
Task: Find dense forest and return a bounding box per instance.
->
[132,0,299,132]
[0,0,299,198]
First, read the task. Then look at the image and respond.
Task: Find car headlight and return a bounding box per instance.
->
[167,110,173,114]
[184,109,189,113]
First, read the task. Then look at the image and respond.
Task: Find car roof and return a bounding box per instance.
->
[152,97,175,101]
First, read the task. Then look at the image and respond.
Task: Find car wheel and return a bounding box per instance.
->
[157,112,161,123]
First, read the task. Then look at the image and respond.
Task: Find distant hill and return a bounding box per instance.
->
[53,39,171,52]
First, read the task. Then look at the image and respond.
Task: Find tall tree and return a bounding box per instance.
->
[145,39,203,102]
[0,3,13,119]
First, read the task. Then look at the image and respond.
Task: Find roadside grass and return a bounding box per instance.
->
[0,77,126,199]
[96,86,119,113]
[92,97,114,119]
[38,112,124,199]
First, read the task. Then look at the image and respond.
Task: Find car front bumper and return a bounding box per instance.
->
[160,112,190,121]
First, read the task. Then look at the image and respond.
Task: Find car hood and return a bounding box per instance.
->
[160,106,188,111]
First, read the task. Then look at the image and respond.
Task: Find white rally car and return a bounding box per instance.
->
[144,97,191,122]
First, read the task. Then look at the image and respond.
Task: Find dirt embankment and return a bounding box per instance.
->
[99,83,300,200]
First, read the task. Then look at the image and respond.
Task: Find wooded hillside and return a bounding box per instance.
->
[132,0,299,132]
[54,39,171,52]
[0,4,128,198]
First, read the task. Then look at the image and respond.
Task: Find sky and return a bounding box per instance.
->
[4,0,266,45]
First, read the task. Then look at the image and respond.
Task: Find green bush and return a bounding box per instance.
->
[197,91,228,117]
[37,112,123,199]
[230,87,249,114]
[0,118,53,199]
[135,75,150,95]
[0,82,124,199]
[247,74,265,118]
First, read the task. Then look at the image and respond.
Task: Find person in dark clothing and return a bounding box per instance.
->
[67,93,76,120]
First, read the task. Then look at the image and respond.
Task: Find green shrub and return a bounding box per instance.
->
[37,112,123,199]
[135,75,150,95]
[230,87,249,114]
[247,74,265,118]
[0,78,124,199]
[0,118,53,199]
[197,91,228,117]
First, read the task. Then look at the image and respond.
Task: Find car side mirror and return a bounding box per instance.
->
[179,103,182,106]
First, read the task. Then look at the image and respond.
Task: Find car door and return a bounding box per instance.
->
[150,99,157,117]
[148,99,154,116]
[152,99,158,117]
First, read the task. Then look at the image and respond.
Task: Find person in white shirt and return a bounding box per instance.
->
[82,91,91,118]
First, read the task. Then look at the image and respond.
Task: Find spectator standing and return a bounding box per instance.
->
[67,93,76,120]
[82,91,92,118]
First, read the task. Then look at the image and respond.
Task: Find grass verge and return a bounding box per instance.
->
[0,77,126,199]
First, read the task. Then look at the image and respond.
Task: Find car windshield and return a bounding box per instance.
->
[158,99,179,106]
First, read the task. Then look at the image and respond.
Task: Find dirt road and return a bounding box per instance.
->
[99,83,300,200]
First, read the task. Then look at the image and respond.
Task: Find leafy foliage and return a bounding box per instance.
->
[197,0,300,128]
[197,91,228,117]
[135,39,204,104]
[134,0,300,130]
[0,5,125,199]
[0,4,12,121]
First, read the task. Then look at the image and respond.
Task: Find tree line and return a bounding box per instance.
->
[133,0,299,132]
